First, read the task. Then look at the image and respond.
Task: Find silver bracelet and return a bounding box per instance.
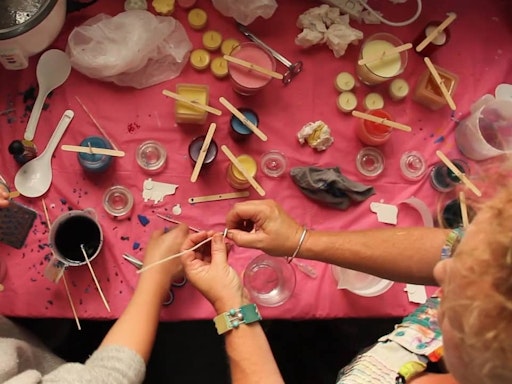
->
[287,227,308,264]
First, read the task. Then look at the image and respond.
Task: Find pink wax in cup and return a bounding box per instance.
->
[227,42,276,96]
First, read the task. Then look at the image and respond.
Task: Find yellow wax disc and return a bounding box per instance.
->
[336,91,358,113]
[190,48,211,71]
[220,38,240,56]
[233,155,257,180]
[389,78,410,101]
[210,56,228,79]
[202,30,223,51]
[152,0,175,15]
[188,8,207,30]
[334,72,355,92]
[364,92,385,110]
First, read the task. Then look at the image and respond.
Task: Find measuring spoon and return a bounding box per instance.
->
[24,49,72,141]
[15,110,74,198]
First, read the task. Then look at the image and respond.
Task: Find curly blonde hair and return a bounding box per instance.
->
[442,181,512,383]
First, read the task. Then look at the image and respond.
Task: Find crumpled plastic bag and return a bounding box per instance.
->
[66,10,192,88]
[212,0,277,25]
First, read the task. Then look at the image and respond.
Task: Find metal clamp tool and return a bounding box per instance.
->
[237,23,303,85]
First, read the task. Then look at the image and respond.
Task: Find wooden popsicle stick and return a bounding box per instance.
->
[435,150,482,197]
[459,191,469,228]
[190,123,217,182]
[75,96,120,151]
[219,97,268,141]
[357,43,413,66]
[220,145,266,197]
[61,145,125,157]
[223,55,284,80]
[351,110,412,132]
[423,58,457,111]
[416,12,457,52]
[162,90,222,116]
[80,244,111,312]
[188,191,250,204]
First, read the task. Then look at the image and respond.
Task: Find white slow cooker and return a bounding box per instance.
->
[0,0,66,70]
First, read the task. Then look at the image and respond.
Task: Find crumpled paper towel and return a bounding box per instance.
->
[296,4,364,57]
[297,120,334,151]
[212,0,277,25]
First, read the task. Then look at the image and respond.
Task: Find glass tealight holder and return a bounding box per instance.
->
[136,140,167,174]
[430,159,469,193]
[103,185,134,220]
[356,147,385,178]
[400,150,427,181]
[260,150,287,177]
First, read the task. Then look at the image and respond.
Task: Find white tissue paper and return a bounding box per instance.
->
[212,0,278,25]
[295,5,364,58]
[297,121,334,151]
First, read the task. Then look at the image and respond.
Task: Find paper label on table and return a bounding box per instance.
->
[370,202,398,225]
[142,178,178,203]
[404,284,427,304]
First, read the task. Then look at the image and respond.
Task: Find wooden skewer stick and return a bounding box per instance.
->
[61,145,125,157]
[156,214,202,233]
[223,55,284,80]
[75,96,120,151]
[459,191,470,228]
[42,198,81,330]
[219,97,268,142]
[190,123,217,182]
[162,90,222,116]
[357,43,413,66]
[221,145,266,197]
[80,244,111,312]
[416,12,457,52]
[435,150,482,197]
[423,58,457,111]
[188,191,250,204]
[351,110,412,132]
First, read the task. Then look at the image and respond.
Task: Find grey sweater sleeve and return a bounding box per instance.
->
[40,345,146,384]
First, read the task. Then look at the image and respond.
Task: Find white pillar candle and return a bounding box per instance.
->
[363,92,384,110]
[389,78,410,101]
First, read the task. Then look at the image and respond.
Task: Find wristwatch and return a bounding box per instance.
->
[213,304,262,335]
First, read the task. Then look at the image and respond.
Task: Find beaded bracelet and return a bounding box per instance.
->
[440,227,465,260]
[286,227,308,264]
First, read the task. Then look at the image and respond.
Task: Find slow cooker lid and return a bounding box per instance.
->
[0,0,58,40]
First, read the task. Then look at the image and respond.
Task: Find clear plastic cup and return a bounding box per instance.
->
[331,265,393,297]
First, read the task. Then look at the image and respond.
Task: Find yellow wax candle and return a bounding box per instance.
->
[364,92,385,110]
[152,0,175,15]
[334,72,355,92]
[202,30,222,51]
[389,78,409,101]
[175,84,209,124]
[363,40,401,77]
[221,38,240,56]
[210,57,228,79]
[190,48,210,71]
[337,92,357,113]
[188,8,207,30]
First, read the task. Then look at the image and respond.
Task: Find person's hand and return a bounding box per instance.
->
[0,191,10,208]
[225,200,303,257]
[182,231,246,313]
[138,224,189,296]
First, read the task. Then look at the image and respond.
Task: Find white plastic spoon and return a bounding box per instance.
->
[24,49,72,141]
[15,110,74,198]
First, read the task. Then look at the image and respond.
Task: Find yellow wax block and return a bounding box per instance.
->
[188,8,207,30]
[202,30,222,51]
[334,72,355,92]
[175,84,209,124]
[152,0,175,15]
[210,57,228,79]
[190,48,211,71]
[232,154,257,180]
[221,38,240,56]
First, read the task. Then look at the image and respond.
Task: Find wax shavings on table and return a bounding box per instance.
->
[137,214,150,226]
[142,178,178,203]
[296,5,364,57]
[297,121,334,151]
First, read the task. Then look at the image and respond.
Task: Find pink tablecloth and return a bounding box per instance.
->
[0,0,510,321]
